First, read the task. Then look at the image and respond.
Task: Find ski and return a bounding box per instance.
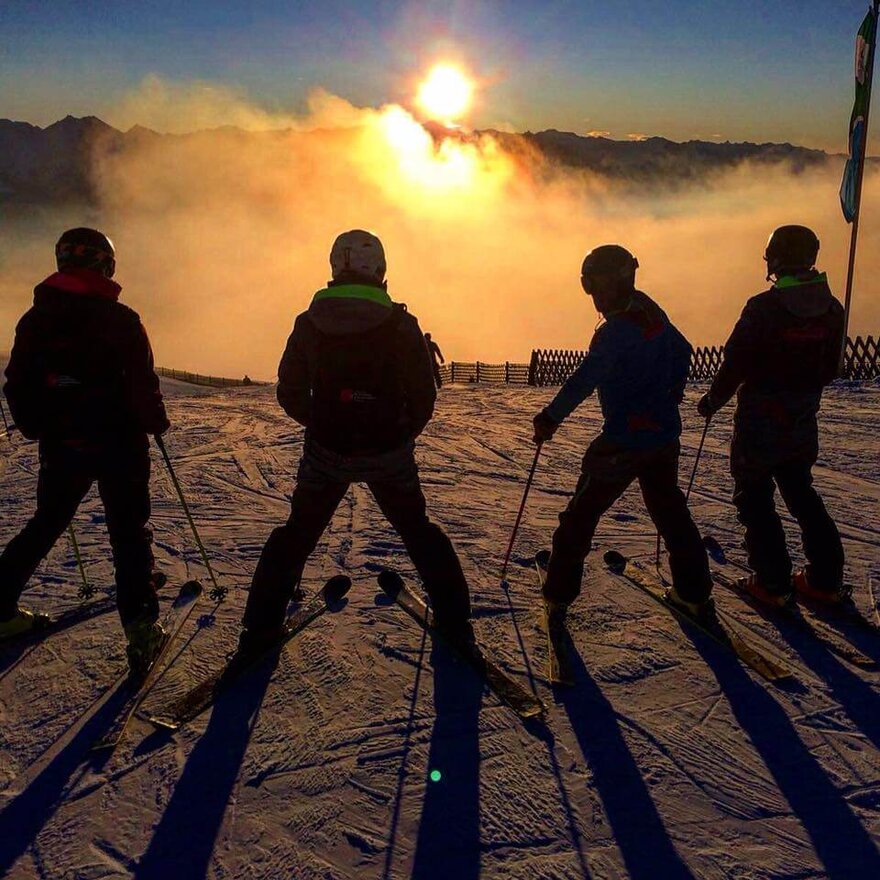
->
[703,535,877,669]
[377,570,545,720]
[534,550,574,686]
[704,535,880,640]
[91,579,203,753]
[0,573,169,651]
[710,567,876,670]
[144,575,352,730]
[603,550,793,683]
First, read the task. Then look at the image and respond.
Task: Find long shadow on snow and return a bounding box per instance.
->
[0,677,133,875]
[738,607,880,753]
[689,635,880,878]
[409,642,482,880]
[134,655,279,880]
[560,645,696,880]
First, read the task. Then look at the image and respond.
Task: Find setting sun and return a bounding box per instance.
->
[415,63,474,123]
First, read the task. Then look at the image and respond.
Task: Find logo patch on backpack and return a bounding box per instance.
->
[339,389,377,403]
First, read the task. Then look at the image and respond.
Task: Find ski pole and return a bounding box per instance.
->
[655,416,711,566]
[500,443,543,587]
[154,435,227,601]
[68,524,94,599]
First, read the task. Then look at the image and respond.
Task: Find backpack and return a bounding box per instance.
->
[309,305,409,455]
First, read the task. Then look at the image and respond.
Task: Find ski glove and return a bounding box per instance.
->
[697,392,720,419]
[533,409,560,444]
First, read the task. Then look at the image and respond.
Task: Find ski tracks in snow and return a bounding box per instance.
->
[0,381,879,878]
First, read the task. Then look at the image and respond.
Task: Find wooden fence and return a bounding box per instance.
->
[525,336,880,386]
[436,335,879,387]
[158,334,879,390]
[438,362,531,385]
[156,367,267,388]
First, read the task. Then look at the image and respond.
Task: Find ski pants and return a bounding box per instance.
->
[543,437,712,604]
[0,439,158,627]
[732,448,844,590]
[243,439,471,632]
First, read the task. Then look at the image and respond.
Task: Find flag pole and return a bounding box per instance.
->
[841,0,880,371]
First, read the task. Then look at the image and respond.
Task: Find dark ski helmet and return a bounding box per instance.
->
[55,227,116,278]
[764,225,819,278]
[580,244,639,295]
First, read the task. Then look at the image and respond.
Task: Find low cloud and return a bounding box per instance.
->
[1,76,878,379]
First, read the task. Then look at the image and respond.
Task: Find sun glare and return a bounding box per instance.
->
[415,63,474,123]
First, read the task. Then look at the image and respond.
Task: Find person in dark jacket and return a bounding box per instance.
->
[0,228,170,673]
[239,229,472,653]
[698,225,845,605]
[425,332,445,388]
[533,245,713,624]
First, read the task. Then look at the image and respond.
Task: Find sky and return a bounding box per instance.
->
[0,1,875,150]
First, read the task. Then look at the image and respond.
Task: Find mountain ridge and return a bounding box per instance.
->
[0,114,860,205]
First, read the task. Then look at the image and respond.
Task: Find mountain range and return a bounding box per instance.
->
[0,115,851,205]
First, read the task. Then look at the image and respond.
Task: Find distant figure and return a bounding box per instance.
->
[425,332,445,387]
[242,375,253,386]
[533,245,713,624]
[0,228,170,674]
[698,225,845,606]
[237,229,473,656]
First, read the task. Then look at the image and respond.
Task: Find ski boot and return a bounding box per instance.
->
[0,607,51,641]
[792,569,851,605]
[233,624,286,666]
[437,618,478,652]
[740,573,793,609]
[544,599,569,634]
[665,587,717,624]
[124,617,166,679]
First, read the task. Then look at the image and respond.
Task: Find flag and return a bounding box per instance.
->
[841,7,877,222]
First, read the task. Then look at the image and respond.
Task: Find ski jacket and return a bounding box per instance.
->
[276,283,436,455]
[708,272,844,439]
[546,289,692,450]
[3,269,169,448]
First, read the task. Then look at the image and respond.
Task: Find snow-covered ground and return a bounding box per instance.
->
[1,379,879,880]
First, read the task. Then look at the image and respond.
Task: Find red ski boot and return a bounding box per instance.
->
[739,574,793,608]
[792,569,851,605]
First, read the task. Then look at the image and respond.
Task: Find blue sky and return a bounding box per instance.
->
[0,1,873,148]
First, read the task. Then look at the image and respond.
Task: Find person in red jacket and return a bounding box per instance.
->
[238,229,472,654]
[0,228,170,673]
[698,225,846,606]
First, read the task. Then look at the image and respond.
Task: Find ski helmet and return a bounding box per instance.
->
[55,227,116,277]
[580,245,639,294]
[330,229,386,283]
[764,225,819,277]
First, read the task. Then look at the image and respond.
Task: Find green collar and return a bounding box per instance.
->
[312,284,392,308]
[774,272,826,290]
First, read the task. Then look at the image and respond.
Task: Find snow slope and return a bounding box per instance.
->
[0,381,878,879]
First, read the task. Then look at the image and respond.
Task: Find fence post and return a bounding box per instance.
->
[450,362,455,383]
[505,361,510,383]
[476,362,481,383]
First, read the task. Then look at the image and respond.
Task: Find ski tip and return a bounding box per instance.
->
[603,549,627,574]
[181,579,204,597]
[377,569,404,598]
[323,575,352,604]
[534,549,551,568]
[146,714,180,731]
[702,535,727,564]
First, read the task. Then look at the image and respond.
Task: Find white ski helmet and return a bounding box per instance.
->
[329,229,386,282]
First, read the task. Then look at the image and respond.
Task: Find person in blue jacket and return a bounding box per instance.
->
[533,245,713,623]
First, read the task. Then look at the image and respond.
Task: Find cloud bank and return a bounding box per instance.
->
[1,77,877,379]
